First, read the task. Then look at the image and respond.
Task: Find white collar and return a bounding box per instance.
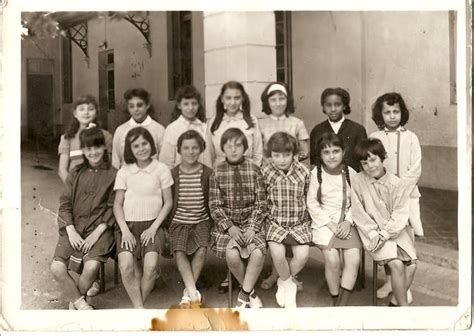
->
[129,159,158,174]
[328,116,345,126]
[383,125,406,132]
[178,115,203,126]
[269,114,287,121]
[128,115,152,127]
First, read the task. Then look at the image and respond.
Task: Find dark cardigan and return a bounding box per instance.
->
[165,163,213,228]
[309,119,367,172]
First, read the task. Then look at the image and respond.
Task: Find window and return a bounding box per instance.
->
[61,32,73,103]
[275,11,292,89]
[167,11,193,100]
[107,52,115,109]
[98,49,115,129]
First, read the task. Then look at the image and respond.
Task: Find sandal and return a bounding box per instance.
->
[179,289,192,308]
[70,296,94,310]
[235,297,250,309]
[86,280,101,297]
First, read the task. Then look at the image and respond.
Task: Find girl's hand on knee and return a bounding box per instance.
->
[67,229,84,251]
[82,233,99,253]
[243,229,255,245]
[140,227,157,247]
[336,220,352,239]
[228,226,245,246]
[121,230,137,251]
[368,235,385,252]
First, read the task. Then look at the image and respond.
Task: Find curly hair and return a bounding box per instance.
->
[371,92,409,130]
[171,85,206,122]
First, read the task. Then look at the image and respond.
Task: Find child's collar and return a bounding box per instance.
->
[269,114,287,121]
[129,115,151,127]
[226,156,245,166]
[178,115,202,125]
[384,125,406,132]
[223,111,244,121]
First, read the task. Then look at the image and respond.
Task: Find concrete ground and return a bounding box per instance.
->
[20,145,459,310]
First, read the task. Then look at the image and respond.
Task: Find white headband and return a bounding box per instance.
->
[267,83,287,96]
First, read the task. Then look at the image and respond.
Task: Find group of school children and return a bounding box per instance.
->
[50,80,424,310]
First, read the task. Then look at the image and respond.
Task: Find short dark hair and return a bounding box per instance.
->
[354,138,387,163]
[220,128,248,152]
[124,88,151,104]
[79,126,105,149]
[266,132,299,156]
[313,132,346,165]
[320,87,351,115]
[123,88,156,116]
[260,81,295,115]
[123,127,157,164]
[177,130,206,154]
[371,92,410,129]
[171,85,206,122]
[79,126,110,168]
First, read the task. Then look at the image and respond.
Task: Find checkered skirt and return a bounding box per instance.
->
[169,219,211,255]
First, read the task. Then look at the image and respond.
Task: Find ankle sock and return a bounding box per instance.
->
[249,289,257,299]
[239,289,250,302]
[331,294,338,305]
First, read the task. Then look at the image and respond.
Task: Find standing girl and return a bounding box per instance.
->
[370,92,423,302]
[58,95,112,183]
[309,88,367,171]
[204,80,263,169]
[168,130,212,307]
[112,88,165,169]
[259,81,309,162]
[351,138,417,306]
[113,127,173,308]
[209,128,267,308]
[51,126,116,310]
[307,132,361,306]
[159,85,207,170]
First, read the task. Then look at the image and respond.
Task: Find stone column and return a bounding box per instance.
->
[203,12,276,119]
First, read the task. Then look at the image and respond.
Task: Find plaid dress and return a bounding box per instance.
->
[209,159,267,259]
[262,160,312,244]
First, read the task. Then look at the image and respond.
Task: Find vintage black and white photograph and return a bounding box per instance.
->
[0,0,471,331]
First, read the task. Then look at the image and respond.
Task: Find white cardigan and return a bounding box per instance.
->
[307,166,357,246]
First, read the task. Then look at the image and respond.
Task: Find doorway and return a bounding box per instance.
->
[26,59,54,150]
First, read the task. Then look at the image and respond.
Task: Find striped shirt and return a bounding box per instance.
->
[173,168,209,225]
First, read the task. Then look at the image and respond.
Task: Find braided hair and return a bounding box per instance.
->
[314,132,351,204]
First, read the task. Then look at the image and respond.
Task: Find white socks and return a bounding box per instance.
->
[276,277,298,308]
